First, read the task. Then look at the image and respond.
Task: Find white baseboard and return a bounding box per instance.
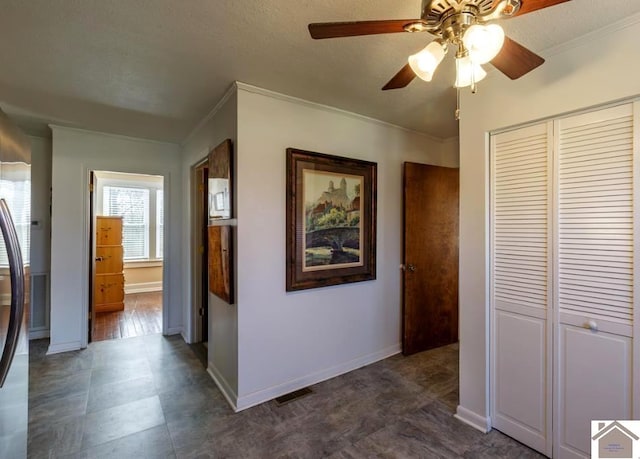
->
[165,327,182,336]
[235,343,401,412]
[29,328,50,340]
[454,405,492,433]
[47,340,82,355]
[180,331,196,344]
[125,281,162,294]
[207,365,238,411]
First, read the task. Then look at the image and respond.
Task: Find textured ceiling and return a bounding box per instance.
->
[1,0,639,142]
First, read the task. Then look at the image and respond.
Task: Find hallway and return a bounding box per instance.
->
[28,336,543,458]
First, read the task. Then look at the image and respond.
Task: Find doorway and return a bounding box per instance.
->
[402,162,459,355]
[89,170,165,342]
[192,159,209,344]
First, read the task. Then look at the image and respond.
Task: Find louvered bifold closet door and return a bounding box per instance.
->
[491,122,553,457]
[555,103,637,459]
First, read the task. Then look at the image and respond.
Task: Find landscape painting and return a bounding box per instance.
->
[303,170,363,271]
[286,148,377,292]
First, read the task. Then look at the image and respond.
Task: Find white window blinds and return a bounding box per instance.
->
[103,186,149,260]
[0,178,31,266]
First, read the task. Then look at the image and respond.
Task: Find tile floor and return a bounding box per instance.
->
[28,336,544,458]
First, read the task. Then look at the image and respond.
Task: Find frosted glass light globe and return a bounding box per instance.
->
[454,56,487,88]
[463,24,505,64]
[408,41,446,82]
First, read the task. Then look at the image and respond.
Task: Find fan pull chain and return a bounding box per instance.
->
[471,66,477,94]
[455,87,461,120]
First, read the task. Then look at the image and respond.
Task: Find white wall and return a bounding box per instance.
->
[457,16,640,431]
[234,83,458,409]
[181,88,238,399]
[28,135,52,337]
[49,126,181,353]
[122,264,163,292]
[29,135,51,274]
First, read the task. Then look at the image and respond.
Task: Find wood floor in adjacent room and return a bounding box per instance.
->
[92,291,162,342]
[27,338,545,458]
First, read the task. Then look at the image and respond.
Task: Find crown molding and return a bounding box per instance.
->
[234,81,455,144]
[181,82,238,146]
[543,10,640,58]
[48,124,179,146]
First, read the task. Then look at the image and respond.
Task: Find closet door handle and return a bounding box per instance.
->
[0,199,25,387]
[585,320,598,332]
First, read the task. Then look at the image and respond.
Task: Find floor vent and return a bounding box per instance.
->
[275,387,312,405]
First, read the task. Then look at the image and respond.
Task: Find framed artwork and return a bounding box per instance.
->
[208,225,233,304]
[208,139,233,220]
[286,148,377,291]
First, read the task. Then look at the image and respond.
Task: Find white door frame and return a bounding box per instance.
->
[82,167,169,347]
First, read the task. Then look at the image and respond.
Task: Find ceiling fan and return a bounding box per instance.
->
[309,0,571,95]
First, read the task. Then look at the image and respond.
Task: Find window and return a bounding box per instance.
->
[156,189,163,259]
[103,186,150,260]
[98,173,163,262]
[0,177,31,267]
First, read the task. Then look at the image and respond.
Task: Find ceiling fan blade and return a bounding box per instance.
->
[513,0,571,17]
[309,20,425,39]
[490,36,545,79]
[382,64,416,90]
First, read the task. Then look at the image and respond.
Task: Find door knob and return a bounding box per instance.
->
[584,320,598,332]
[95,256,103,261]
[400,264,416,272]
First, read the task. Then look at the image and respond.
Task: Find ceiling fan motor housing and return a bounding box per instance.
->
[442,11,476,44]
[421,0,520,34]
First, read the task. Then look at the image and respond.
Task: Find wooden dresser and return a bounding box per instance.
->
[94,216,125,312]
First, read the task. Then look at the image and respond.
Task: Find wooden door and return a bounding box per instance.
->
[193,162,209,343]
[201,166,209,342]
[88,171,95,342]
[402,162,459,355]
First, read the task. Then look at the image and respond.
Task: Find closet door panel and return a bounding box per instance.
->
[494,310,548,452]
[491,122,552,456]
[557,104,634,329]
[555,103,635,459]
[557,324,632,459]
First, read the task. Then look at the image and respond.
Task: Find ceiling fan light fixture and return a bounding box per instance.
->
[500,0,521,16]
[408,40,447,82]
[454,55,487,88]
[463,23,505,64]
[489,0,521,18]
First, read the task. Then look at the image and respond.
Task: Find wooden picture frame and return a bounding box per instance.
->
[207,138,234,303]
[208,139,233,220]
[286,148,377,291]
[208,225,233,304]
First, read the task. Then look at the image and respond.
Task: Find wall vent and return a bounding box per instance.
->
[29,272,50,339]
